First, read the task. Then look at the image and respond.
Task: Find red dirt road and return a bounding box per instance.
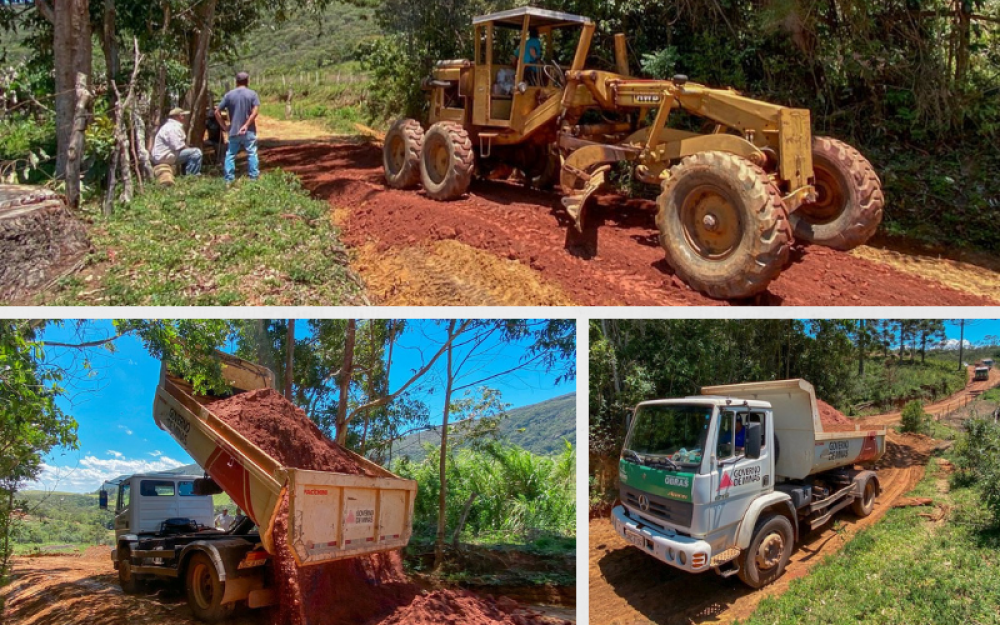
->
[588,371,999,625]
[262,139,998,306]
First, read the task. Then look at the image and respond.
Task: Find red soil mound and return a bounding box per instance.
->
[370,590,567,625]
[817,398,852,426]
[210,388,376,476]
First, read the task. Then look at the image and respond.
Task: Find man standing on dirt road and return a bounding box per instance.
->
[215,508,234,531]
[215,71,261,184]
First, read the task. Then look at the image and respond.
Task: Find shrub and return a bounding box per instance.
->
[900,400,929,434]
[955,418,1000,524]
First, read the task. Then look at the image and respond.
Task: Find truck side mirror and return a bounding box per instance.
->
[745,423,762,459]
[99,490,108,510]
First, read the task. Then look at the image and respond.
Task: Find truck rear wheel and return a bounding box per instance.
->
[790,137,884,251]
[737,514,794,589]
[852,477,877,517]
[118,548,144,595]
[383,119,424,189]
[656,151,792,300]
[420,122,474,200]
[185,552,235,623]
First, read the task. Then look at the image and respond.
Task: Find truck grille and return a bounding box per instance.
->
[621,486,693,528]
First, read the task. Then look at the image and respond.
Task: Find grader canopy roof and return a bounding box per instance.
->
[472,7,592,28]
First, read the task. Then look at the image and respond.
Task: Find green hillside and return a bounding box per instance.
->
[212,2,378,78]
[392,393,576,463]
[12,491,111,549]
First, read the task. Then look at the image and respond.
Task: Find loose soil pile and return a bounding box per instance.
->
[816,399,853,426]
[211,388,376,475]
[210,388,567,625]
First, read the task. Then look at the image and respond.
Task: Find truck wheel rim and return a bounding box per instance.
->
[799,164,845,224]
[426,135,449,185]
[864,481,875,507]
[120,560,132,582]
[192,563,214,609]
[388,135,406,175]
[756,532,784,570]
[681,185,742,260]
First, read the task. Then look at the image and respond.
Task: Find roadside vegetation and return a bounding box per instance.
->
[41,171,364,306]
[741,419,1000,625]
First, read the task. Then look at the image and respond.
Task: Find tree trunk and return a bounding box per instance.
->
[451,492,477,550]
[47,0,92,179]
[65,73,92,210]
[148,1,172,150]
[434,320,457,570]
[187,0,218,149]
[958,320,965,371]
[858,320,866,376]
[284,319,295,399]
[334,320,357,446]
[101,0,120,107]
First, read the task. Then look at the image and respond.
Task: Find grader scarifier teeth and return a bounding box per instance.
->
[561,165,610,231]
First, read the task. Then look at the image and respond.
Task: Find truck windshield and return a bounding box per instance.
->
[624,404,713,467]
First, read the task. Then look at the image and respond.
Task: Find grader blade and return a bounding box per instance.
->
[561,165,610,231]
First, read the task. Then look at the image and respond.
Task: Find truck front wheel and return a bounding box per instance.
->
[185,553,235,623]
[852,477,877,517]
[118,548,144,595]
[738,514,794,588]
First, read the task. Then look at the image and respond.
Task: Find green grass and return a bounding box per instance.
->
[739,439,1000,625]
[43,170,364,306]
[847,356,967,416]
[12,543,91,556]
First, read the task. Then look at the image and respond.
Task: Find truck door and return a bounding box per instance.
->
[707,409,770,539]
[114,480,132,537]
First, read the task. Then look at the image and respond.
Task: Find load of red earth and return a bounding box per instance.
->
[209,388,569,625]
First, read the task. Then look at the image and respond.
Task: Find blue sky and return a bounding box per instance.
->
[29,319,575,493]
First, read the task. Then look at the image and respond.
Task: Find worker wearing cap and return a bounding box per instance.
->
[151,108,203,175]
[215,71,261,183]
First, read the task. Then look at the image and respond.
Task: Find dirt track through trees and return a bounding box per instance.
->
[588,369,1000,625]
[258,126,1000,307]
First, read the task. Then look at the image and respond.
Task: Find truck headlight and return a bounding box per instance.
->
[679,551,686,566]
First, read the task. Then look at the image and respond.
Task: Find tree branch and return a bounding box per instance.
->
[34,0,54,23]
[41,334,124,349]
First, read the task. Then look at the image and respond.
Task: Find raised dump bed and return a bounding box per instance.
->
[152,353,416,566]
[701,379,886,480]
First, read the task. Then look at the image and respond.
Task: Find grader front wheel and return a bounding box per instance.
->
[656,151,792,300]
[420,122,475,200]
[791,137,884,250]
[383,119,424,189]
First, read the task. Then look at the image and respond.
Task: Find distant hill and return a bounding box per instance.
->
[213,2,379,79]
[390,393,576,463]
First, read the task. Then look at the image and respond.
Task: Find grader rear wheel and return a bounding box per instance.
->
[656,151,792,300]
[383,119,424,189]
[420,122,475,200]
[791,136,884,250]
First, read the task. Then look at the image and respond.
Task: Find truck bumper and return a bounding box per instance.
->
[611,505,714,573]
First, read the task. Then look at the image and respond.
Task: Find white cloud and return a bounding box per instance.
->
[117,425,134,435]
[149,450,163,458]
[940,338,972,350]
[27,454,186,493]
[107,450,123,459]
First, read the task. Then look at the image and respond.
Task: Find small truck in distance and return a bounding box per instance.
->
[612,379,885,588]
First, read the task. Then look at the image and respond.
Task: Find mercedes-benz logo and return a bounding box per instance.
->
[638,494,649,512]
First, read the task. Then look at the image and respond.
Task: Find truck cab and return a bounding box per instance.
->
[109,474,215,538]
[612,379,883,588]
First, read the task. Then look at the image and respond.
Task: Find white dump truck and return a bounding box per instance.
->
[611,379,886,588]
[102,353,417,622]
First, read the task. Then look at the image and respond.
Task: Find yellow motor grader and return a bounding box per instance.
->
[382,7,884,299]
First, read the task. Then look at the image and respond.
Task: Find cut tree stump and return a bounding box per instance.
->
[0,185,90,302]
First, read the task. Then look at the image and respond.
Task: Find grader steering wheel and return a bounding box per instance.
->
[543,62,566,88]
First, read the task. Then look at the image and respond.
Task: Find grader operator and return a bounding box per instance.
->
[382,7,884,300]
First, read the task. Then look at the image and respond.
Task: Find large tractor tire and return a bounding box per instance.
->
[790,136,884,251]
[185,552,235,623]
[420,122,475,200]
[656,151,792,300]
[737,514,795,589]
[383,118,424,189]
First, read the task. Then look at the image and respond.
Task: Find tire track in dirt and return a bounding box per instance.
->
[260,136,999,307]
[588,369,996,625]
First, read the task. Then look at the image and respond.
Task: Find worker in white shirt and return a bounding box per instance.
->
[214,508,234,531]
[152,108,203,175]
